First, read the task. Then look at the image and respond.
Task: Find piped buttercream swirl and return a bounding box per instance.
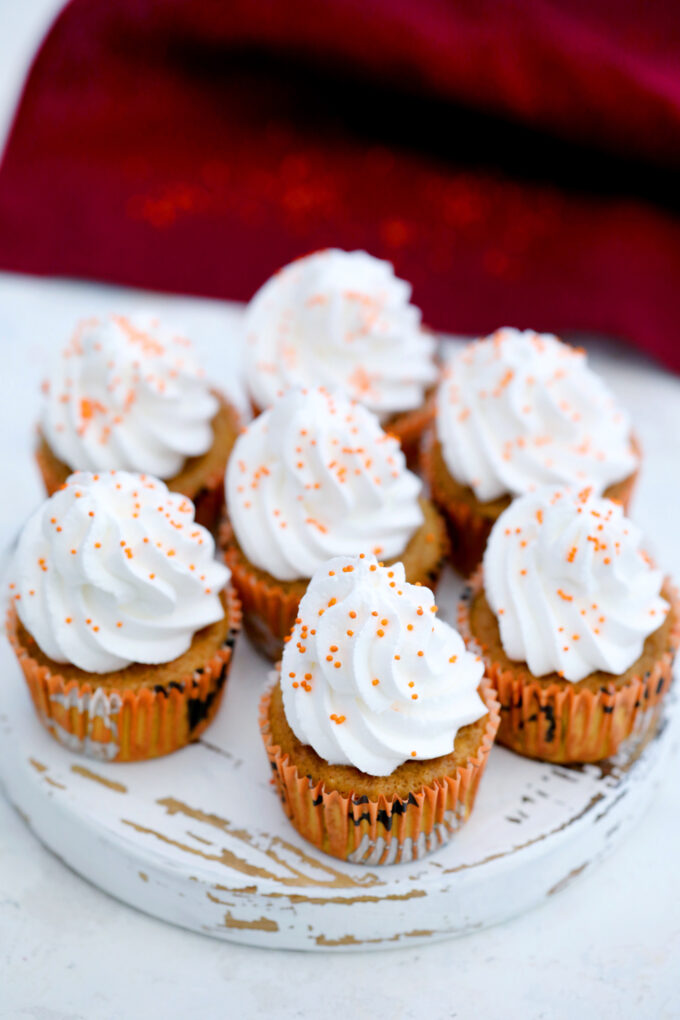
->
[41,314,219,478]
[243,249,437,418]
[483,486,669,681]
[436,328,637,502]
[226,388,424,581]
[10,471,230,673]
[281,554,486,775]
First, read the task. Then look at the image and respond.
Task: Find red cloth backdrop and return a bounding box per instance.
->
[1,0,679,365]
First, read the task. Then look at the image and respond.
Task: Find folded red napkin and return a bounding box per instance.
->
[1,0,679,366]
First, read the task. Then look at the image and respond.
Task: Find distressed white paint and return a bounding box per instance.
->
[1,583,675,951]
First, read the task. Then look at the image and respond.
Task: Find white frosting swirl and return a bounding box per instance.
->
[41,314,219,478]
[436,328,637,502]
[226,388,424,582]
[243,249,437,418]
[483,487,669,682]
[281,555,486,775]
[10,472,230,673]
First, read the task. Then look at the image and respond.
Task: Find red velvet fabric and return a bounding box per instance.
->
[0,0,679,364]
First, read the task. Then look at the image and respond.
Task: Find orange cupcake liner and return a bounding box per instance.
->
[421,433,492,576]
[6,589,242,763]
[458,567,680,764]
[223,542,301,661]
[259,676,500,865]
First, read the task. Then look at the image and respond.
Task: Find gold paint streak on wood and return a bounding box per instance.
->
[262,888,427,906]
[139,872,149,882]
[186,830,214,846]
[29,758,47,773]
[315,933,364,947]
[44,777,66,790]
[122,819,372,889]
[153,798,383,889]
[223,911,278,933]
[547,862,589,896]
[315,927,435,947]
[71,764,127,793]
[443,792,605,874]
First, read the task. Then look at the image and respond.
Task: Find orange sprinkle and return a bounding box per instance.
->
[334,661,341,669]
[449,655,457,663]
[411,694,418,700]
[372,678,380,686]
[557,589,573,602]
[65,617,72,624]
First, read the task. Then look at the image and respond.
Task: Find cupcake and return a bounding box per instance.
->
[260,554,500,864]
[424,328,639,575]
[243,249,438,465]
[223,387,447,659]
[458,486,679,764]
[36,314,241,531]
[6,471,241,761]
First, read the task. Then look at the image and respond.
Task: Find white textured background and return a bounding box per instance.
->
[1,4,679,1017]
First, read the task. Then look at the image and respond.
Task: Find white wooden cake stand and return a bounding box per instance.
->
[0,570,674,952]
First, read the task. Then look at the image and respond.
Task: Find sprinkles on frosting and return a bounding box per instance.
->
[483,486,669,682]
[280,554,486,775]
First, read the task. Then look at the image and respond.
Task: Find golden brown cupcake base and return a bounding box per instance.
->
[458,568,680,764]
[423,434,640,577]
[384,390,436,470]
[223,498,448,660]
[35,392,241,533]
[7,588,242,762]
[260,676,500,864]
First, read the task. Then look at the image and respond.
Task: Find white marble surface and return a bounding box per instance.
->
[1,3,680,1016]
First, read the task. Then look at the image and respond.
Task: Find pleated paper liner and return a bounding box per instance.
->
[223,502,449,661]
[458,567,680,764]
[6,588,242,763]
[422,432,641,578]
[259,676,500,865]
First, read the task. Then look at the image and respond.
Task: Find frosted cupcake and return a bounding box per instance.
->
[458,486,679,763]
[223,387,447,658]
[424,328,639,574]
[6,471,241,761]
[260,555,499,864]
[243,250,438,465]
[36,314,241,531]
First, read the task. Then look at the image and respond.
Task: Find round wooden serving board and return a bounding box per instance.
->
[0,571,676,951]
